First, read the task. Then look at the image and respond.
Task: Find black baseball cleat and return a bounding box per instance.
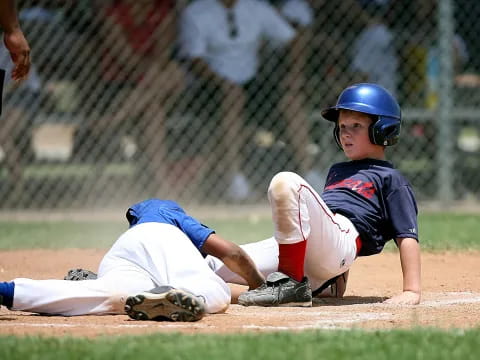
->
[238,272,312,307]
[124,287,206,322]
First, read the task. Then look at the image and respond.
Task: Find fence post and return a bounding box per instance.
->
[436,0,455,203]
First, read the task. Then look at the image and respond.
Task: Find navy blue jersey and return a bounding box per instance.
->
[321,159,418,256]
[126,199,215,251]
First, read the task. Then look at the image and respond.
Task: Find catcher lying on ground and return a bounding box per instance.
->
[0,199,265,322]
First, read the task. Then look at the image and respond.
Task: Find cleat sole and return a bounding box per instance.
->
[125,289,205,322]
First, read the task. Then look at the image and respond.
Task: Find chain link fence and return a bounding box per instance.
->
[0,0,479,210]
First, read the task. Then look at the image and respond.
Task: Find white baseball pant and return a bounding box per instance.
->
[11,222,231,316]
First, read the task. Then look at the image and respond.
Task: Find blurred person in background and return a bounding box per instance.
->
[179,0,297,201]
[350,0,399,97]
[1,0,93,204]
[395,0,469,107]
[0,0,30,81]
[393,0,469,168]
[294,0,364,110]
[274,0,326,190]
[417,0,468,109]
[0,0,31,202]
[77,0,185,195]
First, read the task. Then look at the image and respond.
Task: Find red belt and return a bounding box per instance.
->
[355,236,362,255]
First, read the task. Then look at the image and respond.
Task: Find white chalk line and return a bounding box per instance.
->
[241,292,480,330]
[243,312,393,331]
[241,294,480,316]
[2,292,479,331]
[419,292,480,307]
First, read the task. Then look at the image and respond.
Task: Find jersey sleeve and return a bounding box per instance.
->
[177,214,215,250]
[385,185,419,241]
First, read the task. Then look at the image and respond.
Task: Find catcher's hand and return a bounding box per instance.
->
[64,268,98,281]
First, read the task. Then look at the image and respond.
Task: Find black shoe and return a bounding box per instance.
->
[238,272,312,307]
[125,287,206,322]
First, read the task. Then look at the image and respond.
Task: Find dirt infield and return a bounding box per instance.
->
[1,250,479,337]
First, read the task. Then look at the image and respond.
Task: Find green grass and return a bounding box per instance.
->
[0,212,478,251]
[0,221,124,249]
[0,329,479,360]
[417,213,480,251]
[0,217,274,249]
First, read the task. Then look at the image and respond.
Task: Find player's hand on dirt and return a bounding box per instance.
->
[383,290,420,305]
[4,28,31,81]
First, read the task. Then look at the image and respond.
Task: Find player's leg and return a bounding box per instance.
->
[205,237,278,284]
[238,171,358,306]
[267,171,358,290]
[2,249,157,316]
[3,273,154,316]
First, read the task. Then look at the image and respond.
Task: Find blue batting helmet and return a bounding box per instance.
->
[321,83,402,147]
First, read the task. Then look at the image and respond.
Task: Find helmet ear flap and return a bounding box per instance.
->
[369,116,401,146]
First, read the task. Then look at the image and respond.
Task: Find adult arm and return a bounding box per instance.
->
[0,0,30,81]
[202,233,265,290]
[384,237,421,305]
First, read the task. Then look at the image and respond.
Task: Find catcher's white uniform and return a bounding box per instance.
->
[6,200,233,316]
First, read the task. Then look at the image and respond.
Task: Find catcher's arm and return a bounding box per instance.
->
[202,234,265,290]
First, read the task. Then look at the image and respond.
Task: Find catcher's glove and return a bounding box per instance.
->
[64,268,98,281]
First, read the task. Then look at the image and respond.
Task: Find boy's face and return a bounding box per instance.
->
[338,110,385,160]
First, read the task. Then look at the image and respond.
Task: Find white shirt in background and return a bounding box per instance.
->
[180,0,296,85]
[351,23,398,96]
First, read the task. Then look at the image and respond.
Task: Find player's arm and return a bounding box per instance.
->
[0,0,30,81]
[202,234,265,290]
[384,237,421,305]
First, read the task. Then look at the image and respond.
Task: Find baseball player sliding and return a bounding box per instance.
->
[0,199,265,322]
[236,83,421,307]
